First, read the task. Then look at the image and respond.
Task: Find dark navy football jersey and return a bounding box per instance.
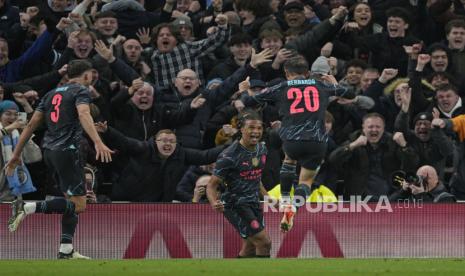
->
[243,78,351,142]
[214,140,267,205]
[36,83,91,151]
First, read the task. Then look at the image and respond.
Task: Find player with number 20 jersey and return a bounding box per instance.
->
[241,56,354,233]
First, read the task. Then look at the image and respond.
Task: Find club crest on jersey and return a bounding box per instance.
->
[252,157,259,167]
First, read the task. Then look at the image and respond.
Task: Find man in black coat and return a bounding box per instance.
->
[98,124,225,202]
[328,113,419,200]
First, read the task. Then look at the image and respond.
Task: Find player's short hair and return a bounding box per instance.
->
[362,112,385,124]
[74,29,97,44]
[155,129,176,139]
[426,71,456,84]
[436,83,459,95]
[152,22,183,44]
[95,11,117,21]
[445,19,465,35]
[284,56,309,75]
[228,32,253,47]
[345,59,368,72]
[426,42,450,55]
[386,7,411,25]
[237,109,262,129]
[67,60,93,78]
[363,67,380,75]
[285,26,306,38]
[259,28,283,41]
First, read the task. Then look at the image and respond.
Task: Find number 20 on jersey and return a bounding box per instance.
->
[287,86,320,114]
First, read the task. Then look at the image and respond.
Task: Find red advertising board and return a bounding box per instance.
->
[1,203,464,259]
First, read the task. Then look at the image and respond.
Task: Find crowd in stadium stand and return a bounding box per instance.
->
[0,0,464,203]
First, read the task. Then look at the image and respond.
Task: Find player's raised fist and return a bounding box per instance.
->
[379,68,398,84]
[332,6,348,22]
[417,54,431,66]
[393,132,407,148]
[350,134,367,149]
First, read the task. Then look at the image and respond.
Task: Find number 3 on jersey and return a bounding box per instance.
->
[287,86,320,114]
[51,94,63,123]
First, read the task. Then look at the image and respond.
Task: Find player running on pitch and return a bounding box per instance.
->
[6,60,113,259]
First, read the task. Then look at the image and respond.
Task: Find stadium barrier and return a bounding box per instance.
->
[1,203,464,259]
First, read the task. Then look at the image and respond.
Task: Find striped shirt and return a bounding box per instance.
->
[151,26,230,90]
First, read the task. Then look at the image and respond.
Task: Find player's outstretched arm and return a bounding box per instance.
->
[207,175,224,212]
[5,111,44,176]
[77,104,114,163]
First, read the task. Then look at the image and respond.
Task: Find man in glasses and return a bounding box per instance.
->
[95,124,225,202]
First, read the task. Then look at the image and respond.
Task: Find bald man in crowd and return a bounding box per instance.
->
[390,165,456,202]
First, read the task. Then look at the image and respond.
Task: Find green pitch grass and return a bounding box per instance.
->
[1,259,464,275]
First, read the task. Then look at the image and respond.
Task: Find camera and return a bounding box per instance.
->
[405,172,424,187]
[391,170,424,187]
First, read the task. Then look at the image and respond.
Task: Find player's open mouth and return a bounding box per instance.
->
[358,16,369,24]
[288,17,298,23]
[388,28,398,35]
[78,47,89,56]
[416,130,429,140]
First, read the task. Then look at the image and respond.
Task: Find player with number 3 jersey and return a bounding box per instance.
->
[5,60,114,259]
[39,80,93,150]
[241,56,354,233]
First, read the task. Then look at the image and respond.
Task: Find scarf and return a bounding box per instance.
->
[0,123,36,196]
[439,97,463,118]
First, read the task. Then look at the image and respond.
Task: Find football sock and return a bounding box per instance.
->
[59,243,73,254]
[293,184,311,209]
[23,202,37,215]
[36,198,75,215]
[61,213,78,245]
[280,163,297,204]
